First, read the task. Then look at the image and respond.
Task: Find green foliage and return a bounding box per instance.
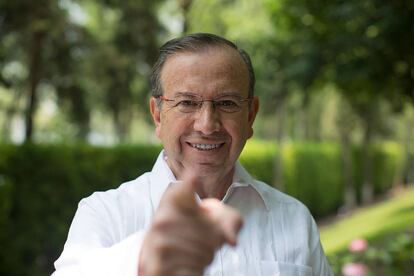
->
[352,142,405,203]
[242,140,404,217]
[322,186,414,274]
[329,231,414,275]
[320,185,414,255]
[371,143,405,193]
[282,143,343,217]
[0,141,405,275]
[240,140,277,185]
[266,0,414,105]
[0,0,165,142]
[0,143,161,276]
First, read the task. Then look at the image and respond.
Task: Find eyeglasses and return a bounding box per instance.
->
[155,94,252,114]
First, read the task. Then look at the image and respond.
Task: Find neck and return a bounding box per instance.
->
[194,169,234,199]
[167,159,235,200]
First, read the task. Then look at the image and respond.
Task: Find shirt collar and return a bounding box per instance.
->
[232,161,270,211]
[149,150,269,211]
[148,151,176,211]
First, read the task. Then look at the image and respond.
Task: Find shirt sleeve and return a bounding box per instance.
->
[53,197,146,276]
[310,239,334,276]
[308,217,333,276]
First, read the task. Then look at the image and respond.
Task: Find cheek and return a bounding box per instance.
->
[160,114,188,143]
[225,119,251,144]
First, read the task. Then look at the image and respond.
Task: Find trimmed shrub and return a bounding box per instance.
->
[242,141,404,217]
[240,140,277,185]
[0,143,161,276]
[371,142,405,192]
[403,147,414,184]
[0,141,405,275]
[352,142,405,203]
[282,143,343,217]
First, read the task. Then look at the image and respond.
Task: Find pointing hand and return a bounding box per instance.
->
[138,174,243,276]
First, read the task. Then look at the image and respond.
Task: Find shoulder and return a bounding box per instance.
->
[253,181,309,209]
[71,172,154,239]
[79,172,152,213]
[252,180,316,226]
[246,181,332,274]
[253,180,322,245]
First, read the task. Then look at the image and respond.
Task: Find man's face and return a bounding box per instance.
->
[150,46,259,180]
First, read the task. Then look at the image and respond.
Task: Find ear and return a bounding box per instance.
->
[247,96,259,139]
[150,97,162,138]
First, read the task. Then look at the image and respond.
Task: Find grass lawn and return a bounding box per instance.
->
[319,185,414,256]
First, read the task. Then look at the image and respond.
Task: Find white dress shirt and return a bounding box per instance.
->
[53,151,333,276]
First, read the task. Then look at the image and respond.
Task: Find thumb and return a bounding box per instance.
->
[200,199,243,246]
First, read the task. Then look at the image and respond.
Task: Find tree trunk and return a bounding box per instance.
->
[76,122,90,141]
[1,89,24,141]
[24,31,44,142]
[337,97,357,210]
[113,108,132,143]
[341,132,356,210]
[179,0,193,34]
[273,99,286,190]
[403,108,414,185]
[361,118,374,204]
[302,92,310,140]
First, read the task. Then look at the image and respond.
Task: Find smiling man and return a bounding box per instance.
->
[150,38,257,200]
[54,33,333,276]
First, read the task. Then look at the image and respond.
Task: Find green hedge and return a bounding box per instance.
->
[239,140,277,185]
[403,146,414,184]
[241,142,344,217]
[351,142,405,203]
[241,141,405,217]
[0,143,161,276]
[281,143,343,217]
[0,141,405,275]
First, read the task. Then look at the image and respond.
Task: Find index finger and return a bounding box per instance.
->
[162,171,199,213]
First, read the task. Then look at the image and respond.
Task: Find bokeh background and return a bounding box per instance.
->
[0,0,413,275]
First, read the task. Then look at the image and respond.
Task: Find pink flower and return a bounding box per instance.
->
[342,262,368,276]
[348,238,368,252]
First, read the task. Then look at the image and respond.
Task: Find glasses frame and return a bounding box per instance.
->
[155,94,253,114]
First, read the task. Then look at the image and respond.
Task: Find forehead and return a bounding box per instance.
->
[160,46,249,97]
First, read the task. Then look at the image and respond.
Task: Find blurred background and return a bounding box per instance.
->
[0,0,413,275]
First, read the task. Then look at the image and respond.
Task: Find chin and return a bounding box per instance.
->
[186,162,223,174]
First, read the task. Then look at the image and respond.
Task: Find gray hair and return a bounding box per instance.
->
[150,33,255,100]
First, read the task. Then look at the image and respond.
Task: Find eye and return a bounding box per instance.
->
[176,100,199,107]
[217,100,238,107]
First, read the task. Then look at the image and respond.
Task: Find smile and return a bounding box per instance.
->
[189,143,223,151]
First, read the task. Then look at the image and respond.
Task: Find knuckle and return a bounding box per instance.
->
[233,212,243,227]
[152,237,170,255]
[152,210,178,230]
[149,265,170,276]
[206,227,225,248]
[152,215,171,230]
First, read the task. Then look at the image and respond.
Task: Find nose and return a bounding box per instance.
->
[193,102,221,135]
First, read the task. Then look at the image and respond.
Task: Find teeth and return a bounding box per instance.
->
[191,143,221,150]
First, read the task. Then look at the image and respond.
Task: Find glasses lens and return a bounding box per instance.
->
[215,96,244,113]
[168,94,248,113]
[174,95,202,113]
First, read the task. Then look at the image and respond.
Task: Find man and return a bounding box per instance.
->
[54,33,333,275]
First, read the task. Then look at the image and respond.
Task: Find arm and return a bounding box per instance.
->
[139,176,243,276]
[54,178,242,276]
[53,199,145,276]
[308,217,333,276]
